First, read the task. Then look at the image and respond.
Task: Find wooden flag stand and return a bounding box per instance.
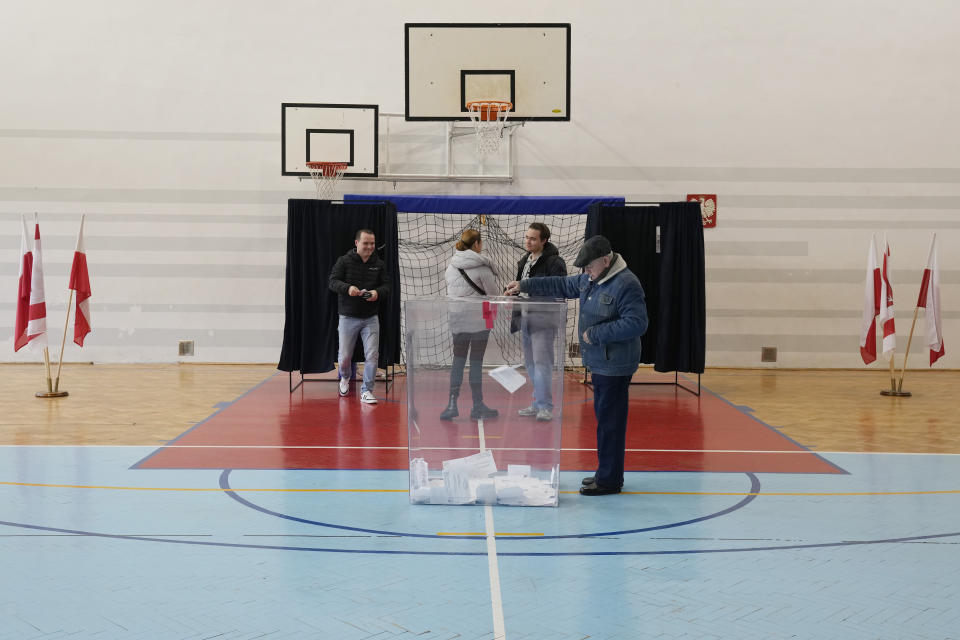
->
[887,304,924,397]
[37,289,75,398]
[879,356,911,396]
[35,342,68,398]
[880,304,922,397]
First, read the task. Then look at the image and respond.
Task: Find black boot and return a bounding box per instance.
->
[470,402,498,420]
[440,392,459,420]
[469,382,498,420]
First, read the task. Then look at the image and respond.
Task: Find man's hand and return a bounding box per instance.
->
[504,281,521,296]
[348,286,361,297]
[582,330,592,344]
[363,289,378,302]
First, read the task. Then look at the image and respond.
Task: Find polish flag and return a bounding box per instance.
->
[917,234,945,366]
[14,215,47,351]
[69,215,92,346]
[878,236,895,356]
[859,235,880,364]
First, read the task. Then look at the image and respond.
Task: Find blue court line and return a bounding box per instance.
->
[219,470,761,540]
[1,517,956,557]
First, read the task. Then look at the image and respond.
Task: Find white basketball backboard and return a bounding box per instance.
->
[281,103,378,176]
[405,23,571,121]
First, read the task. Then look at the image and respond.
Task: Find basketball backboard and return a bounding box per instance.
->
[281,103,378,176]
[405,23,571,121]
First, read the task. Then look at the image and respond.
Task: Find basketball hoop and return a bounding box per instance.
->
[305,161,348,200]
[466,101,512,155]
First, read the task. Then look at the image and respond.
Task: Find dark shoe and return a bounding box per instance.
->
[439,393,459,421]
[582,476,595,486]
[579,482,621,496]
[470,403,499,420]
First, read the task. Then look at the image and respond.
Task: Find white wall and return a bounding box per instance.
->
[1,0,957,368]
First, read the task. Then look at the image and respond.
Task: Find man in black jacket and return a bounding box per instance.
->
[328,229,388,404]
[511,222,567,421]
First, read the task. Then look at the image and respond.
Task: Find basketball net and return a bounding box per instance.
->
[305,161,348,200]
[466,101,512,155]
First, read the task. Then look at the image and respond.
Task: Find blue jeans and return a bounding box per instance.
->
[522,327,555,410]
[338,315,380,395]
[591,373,632,488]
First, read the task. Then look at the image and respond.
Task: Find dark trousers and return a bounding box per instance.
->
[591,373,632,488]
[449,330,491,401]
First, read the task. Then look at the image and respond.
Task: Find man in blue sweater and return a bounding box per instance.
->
[505,235,648,495]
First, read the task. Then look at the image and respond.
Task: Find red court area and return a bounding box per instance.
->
[135,372,843,474]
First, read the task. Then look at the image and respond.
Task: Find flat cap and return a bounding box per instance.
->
[573,235,613,267]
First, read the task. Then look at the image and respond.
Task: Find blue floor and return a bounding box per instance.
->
[1,446,959,639]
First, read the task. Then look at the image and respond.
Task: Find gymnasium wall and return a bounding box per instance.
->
[1,0,957,368]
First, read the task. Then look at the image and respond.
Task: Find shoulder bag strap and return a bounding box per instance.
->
[457,268,487,296]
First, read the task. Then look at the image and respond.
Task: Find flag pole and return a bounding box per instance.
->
[42,346,53,392]
[888,354,896,392]
[897,306,920,393]
[53,289,74,394]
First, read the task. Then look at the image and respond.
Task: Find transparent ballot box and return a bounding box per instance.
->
[404,297,566,507]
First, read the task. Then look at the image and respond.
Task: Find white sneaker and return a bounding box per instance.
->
[360,390,378,404]
[338,377,349,396]
[536,408,553,421]
[518,405,538,417]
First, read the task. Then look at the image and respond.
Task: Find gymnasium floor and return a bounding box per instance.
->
[1,364,958,639]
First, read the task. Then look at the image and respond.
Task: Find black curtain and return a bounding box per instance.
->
[277,199,401,374]
[586,202,705,374]
[585,205,661,364]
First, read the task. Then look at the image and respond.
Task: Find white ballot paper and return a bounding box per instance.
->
[488,364,526,393]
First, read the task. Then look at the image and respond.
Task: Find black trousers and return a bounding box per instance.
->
[449,330,491,398]
[591,373,632,487]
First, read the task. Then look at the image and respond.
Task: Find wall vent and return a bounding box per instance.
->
[178,340,195,357]
[761,346,777,363]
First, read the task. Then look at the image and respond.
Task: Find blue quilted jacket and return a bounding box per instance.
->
[519,255,648,376]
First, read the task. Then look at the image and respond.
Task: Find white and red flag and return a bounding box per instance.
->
[14,215,47,351]
[69,215,92,346]
[859,234,880,364]
[917,234,945,365]
[878,236,896,356]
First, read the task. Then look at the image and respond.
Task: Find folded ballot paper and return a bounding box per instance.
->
[488,364,526,393]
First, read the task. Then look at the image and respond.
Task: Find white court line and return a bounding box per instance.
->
[2,445,958,456]
[484,503,506,640]
[477,418,507,640]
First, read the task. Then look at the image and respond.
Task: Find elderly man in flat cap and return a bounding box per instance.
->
[505,235,648,496]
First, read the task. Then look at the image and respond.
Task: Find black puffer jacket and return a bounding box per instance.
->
[513,242,567,281]
[328,249,388,318]
[511,242,568,333]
